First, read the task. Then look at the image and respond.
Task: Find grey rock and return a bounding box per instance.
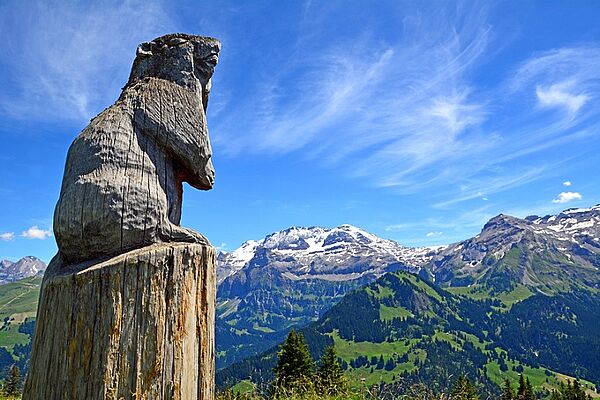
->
[427,204,600,290]
[53,33,220,265]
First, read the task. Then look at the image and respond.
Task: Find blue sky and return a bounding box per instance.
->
[1,0,600,262]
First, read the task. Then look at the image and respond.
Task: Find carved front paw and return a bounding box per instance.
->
[161,224,211,246]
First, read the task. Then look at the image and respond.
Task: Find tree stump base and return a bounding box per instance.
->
[23,243,216,400]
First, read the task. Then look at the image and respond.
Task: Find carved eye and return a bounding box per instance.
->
[136,43,153,57]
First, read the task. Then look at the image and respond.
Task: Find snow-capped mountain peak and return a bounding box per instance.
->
[0,256,46,284]
[217,224,441,284]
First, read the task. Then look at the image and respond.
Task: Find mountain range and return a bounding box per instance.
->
[0,256,46,285]
[216,224,440,366]
[428,205,600,291]
[216,205,600,369]
[215,205,600,396]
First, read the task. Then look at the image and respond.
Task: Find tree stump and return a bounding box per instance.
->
[23,243,216,400]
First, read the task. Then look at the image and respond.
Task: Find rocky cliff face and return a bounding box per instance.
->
[428,205,600,291]
[218,224,436,286]
[0,256,46,285]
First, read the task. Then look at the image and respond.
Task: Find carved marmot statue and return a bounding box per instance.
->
[53,33,220,265]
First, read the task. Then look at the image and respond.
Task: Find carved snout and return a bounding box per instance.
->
[202,157,215,189]
[186,156,215,191]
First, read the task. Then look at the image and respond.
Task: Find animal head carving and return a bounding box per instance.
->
[128,33,221,91]
[126,33,220,191]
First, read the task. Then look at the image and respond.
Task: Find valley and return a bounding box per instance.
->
[1,205,599,397]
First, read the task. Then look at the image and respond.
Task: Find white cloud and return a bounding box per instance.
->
[536,83,589,114]
[0,232,14,241]
[384,224,410,232]
[0,1,174,121]
[214,2,494,193]
[214,242,228,252]
[426,231,443,238]
[563,181,572,187]
[552,191,582,204]
[433,166,547,208]
[21,226,52,240]
[511,47,600,120]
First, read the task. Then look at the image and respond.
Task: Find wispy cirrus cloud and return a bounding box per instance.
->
[212,3,600,208]
[214,3,494,192]
[0,0,174,122]
[510,47,600,121]
[426,231,443,238]
[536,83,590,114]
[383,204,496,246]
[2,1,600,213]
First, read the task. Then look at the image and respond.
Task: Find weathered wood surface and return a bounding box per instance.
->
[23,243,216,400]
[53,34,221,265]
[24,34,221,399]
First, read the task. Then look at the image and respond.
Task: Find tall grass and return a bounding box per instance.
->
[216,382,454,400]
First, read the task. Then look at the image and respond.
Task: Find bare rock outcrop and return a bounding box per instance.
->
[24,33,220,400]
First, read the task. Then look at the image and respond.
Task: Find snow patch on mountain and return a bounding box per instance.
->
[0,256,46,284]
[217,224,443,284]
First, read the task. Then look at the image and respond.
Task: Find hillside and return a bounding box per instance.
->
[0,257,46,376]
[216,224,438,367]
[216,205,600,369]
[217,271,600,397]
[0,275,41,376]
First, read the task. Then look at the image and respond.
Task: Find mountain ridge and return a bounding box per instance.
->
[215,204,600,371]
[0,256,46,285]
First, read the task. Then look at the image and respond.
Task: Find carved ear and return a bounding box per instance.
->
[136,42,153,57]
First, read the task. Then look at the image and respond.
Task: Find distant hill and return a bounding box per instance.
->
[0,256,45,376]
[0,275,42,376]
[216,270,600,397]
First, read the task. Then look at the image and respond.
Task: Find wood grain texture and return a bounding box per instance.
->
[24,243,216,400]
[53,34,221,265]
[24,34,221,400]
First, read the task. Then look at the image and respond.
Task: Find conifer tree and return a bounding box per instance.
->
[517,375,526,399]
[450,375,480,400]
[3,364,21,396]
[376,355,384,370]
[273,330,314,391]
[316,345,348,396]
[549,379,593,400]
[516,375,535,400]
[524,377,535,400]
[501,378,515,400]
